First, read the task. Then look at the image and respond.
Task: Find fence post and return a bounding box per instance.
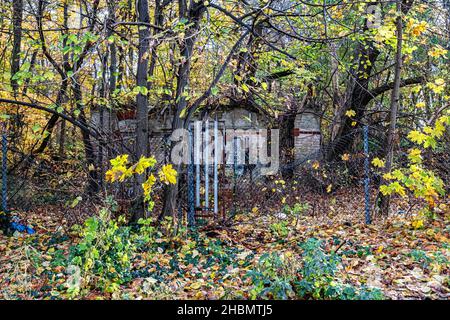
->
[363,125,371,224]
[204,119,209,210]
[1,129,7,213]
[232,136,238,215]
[213,117,219,219]
[195,121,201,208]
[187,126,195,226]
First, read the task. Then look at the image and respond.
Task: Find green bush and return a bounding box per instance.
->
[295,238,383,300]
[246,238,384,300]
[67,208,135,296]
[245,252,297,299]
[269,221,289,238]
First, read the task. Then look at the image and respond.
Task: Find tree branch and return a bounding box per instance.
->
[362,76,425,106]
[0,98,98,139]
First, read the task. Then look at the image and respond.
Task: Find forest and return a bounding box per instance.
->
[0,0,449,301]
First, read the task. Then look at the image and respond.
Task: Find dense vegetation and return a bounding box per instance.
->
[0,0,449,300]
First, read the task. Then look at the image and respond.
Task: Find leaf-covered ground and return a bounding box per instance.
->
[1,190,449,300]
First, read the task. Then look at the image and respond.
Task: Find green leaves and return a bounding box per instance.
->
[133,86,148,96]
[68,207,134,296]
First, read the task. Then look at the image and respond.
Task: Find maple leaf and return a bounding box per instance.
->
[345,109,356,117]
[159,164,178,185]
[407,130,427,145]
[371,157,385,168]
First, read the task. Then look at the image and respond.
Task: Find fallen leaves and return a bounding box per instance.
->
[0,190,449,300]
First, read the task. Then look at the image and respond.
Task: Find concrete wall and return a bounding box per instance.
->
[97,106,322,168]
[294,111,321,162]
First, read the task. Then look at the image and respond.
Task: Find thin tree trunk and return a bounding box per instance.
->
[73,81,100,195]
[58,119,66,158]
[132,0,151,221]
[377,0,403,216]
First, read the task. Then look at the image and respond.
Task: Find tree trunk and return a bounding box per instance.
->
[132,0,151,221]
[73,80,100,195]
[160,0,206,220]
[327,0,414,159]
[10,0,23,97]
[377,0,403,216]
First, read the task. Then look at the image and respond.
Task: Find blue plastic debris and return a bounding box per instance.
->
[10,219,35,234]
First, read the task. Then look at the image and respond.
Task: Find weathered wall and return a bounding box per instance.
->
[294,111,321,163]
[95,106,322,168]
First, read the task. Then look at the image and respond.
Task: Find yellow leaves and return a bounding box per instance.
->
[345,110,357,126]
[134,156,157,174]
[374,24,396,43]
[142,174,156,199]
[434,78,445,86]
[371,157,385,168]
[241,83,250,93]
[105,166,129,183]
[312,161,320,170]
[392,182,406,197]
[381,181,406,197]
[408,115,450,150]
[408,148,422,164]
[426,78,445,94]
[412,22,427,36]
[375,245,384,254]
[428,45,448,59]
[407,19,428,37]
[415,102,425,109]
[106,154,175,209]
[159,164,177,185]
[411,85,422,94]
[106,155,157,183]
[407,130,427,145]
[110,154,129,167]
[188,282,202,290]
[379,141,445,205]
[416,3,427,13]
[411,219,424,230]
[179,107,187,119]
[326,184,332,193]
[345,109,356,118]
[383,172,394,181]
[106,154,130,182]
[341,153,350,161]
[330,7,343,19]
[434,119,446,137]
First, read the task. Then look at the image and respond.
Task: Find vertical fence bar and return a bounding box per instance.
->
[1,131,7,213]
[232,136,237,215]
[187,127,195,226]
[195,121,201,208]
[204,119,209,210]
[363,125,371,224]
[213,117,219,218]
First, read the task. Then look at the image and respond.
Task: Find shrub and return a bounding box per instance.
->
[295,238,383,300]
[245,238,384,300]
[245,252,298,299]
[67,208,135,296]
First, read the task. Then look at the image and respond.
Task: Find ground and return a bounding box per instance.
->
[0,189,449,300]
